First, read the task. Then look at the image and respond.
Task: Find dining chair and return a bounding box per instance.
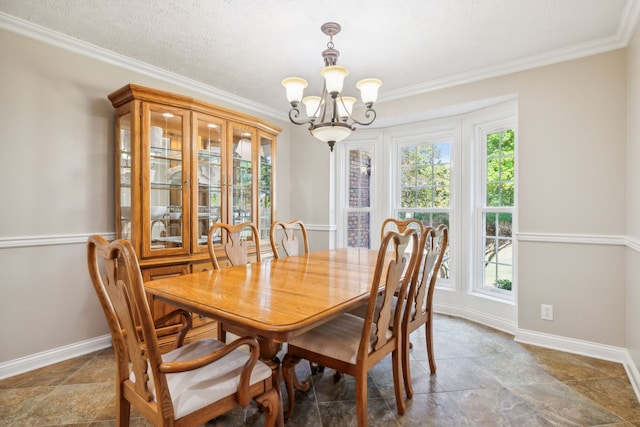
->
[380,217,424,239]
[207,221,261,341]
[269,219,309,259]
[87,235,283,427]
[281,229,420,427]
[402,224,448,397]
[207,221,261,270]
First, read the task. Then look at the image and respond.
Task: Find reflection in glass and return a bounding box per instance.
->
[148,110,183,251]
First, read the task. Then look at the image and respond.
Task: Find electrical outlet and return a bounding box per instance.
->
[541,304,554,321]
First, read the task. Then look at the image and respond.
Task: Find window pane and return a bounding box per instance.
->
[347,212,370,248]
[348,149,371,208]
[482,212,512,291]
[401,188,417,207]
[485,130,515,209]
[347,148,372,248]
[401,146,417,166]
[433,186,450,208]
[501,183,515,207]
[401,166,416,187]
[416,187,433,208]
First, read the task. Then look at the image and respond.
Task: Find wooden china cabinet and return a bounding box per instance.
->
[109,84,280,347]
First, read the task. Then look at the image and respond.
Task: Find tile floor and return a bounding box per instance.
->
[1,314,640,426]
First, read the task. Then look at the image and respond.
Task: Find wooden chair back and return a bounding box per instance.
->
[363,229,420,356]
[207,221,261,269]
[381,217,424,239]
[270,220,310,259]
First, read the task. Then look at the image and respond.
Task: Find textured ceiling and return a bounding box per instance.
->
[1,0,639,117]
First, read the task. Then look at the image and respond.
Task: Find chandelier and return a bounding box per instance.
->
[281,22,382,151]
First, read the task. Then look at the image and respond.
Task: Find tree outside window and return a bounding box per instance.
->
[482,129,515,292]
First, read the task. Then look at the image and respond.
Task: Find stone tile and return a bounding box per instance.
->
[0,356,93,388]
[571,354,630,379]
[64,356,116,385]
[279,402,322,427]
[10,382,114,426]
[394,391,474,426]
[470,353,558,386]
[318,397,398,427]
[521,345,611,382]
[507,381,625,426]
[451,387,554,426]
[312,370,381,403]
[564,377,640,422]
[428,358,503,392]
[0,385,55,425]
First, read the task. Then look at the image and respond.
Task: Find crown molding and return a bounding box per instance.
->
[0,12,284,122]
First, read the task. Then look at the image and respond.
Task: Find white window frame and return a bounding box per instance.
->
[470,116,517,301]
[388,122,458,289]
[335,133,382,249]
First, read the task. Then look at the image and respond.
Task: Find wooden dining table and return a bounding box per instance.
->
[144,247,380,415]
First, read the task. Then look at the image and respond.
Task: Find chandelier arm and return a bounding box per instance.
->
[288,107,313,126]
[344,107,377,127]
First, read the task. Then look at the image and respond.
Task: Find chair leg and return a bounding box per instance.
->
[402,330,413,399]
[216,321,227,342]
[116,393,131,427]
[392,349,406,415]
[255,388,284,427]
[355,371,369,427]
[426,318,436,374]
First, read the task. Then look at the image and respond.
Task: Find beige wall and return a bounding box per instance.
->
[626,24,640,369]
[0,29,291,363]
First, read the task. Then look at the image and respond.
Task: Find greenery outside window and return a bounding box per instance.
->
[477,128,516,297]
[396,138,452,282]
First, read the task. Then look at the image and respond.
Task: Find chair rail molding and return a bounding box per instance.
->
[0,232,116,249]
[516,232,627,247]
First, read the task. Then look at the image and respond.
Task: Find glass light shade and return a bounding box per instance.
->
[302,96,323,118]
[281,77,308,104]
[356,78,383,105]
[337,96,356,119]
[311,124,352,143]
[321,65,349,94]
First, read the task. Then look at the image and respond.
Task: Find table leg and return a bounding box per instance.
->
[281,353,311,419]
[256,336,283,391]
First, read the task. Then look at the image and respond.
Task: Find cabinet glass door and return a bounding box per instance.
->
[230,126,254,228]
[143,105,189,257]
[193,113,225,249]
[258,133,274,241]
[117,112,132,241]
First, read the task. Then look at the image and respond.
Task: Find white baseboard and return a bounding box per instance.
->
[434,303,518,335]
[623,351,640,402]
[0,334,112,380]
[515,328,627,362]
